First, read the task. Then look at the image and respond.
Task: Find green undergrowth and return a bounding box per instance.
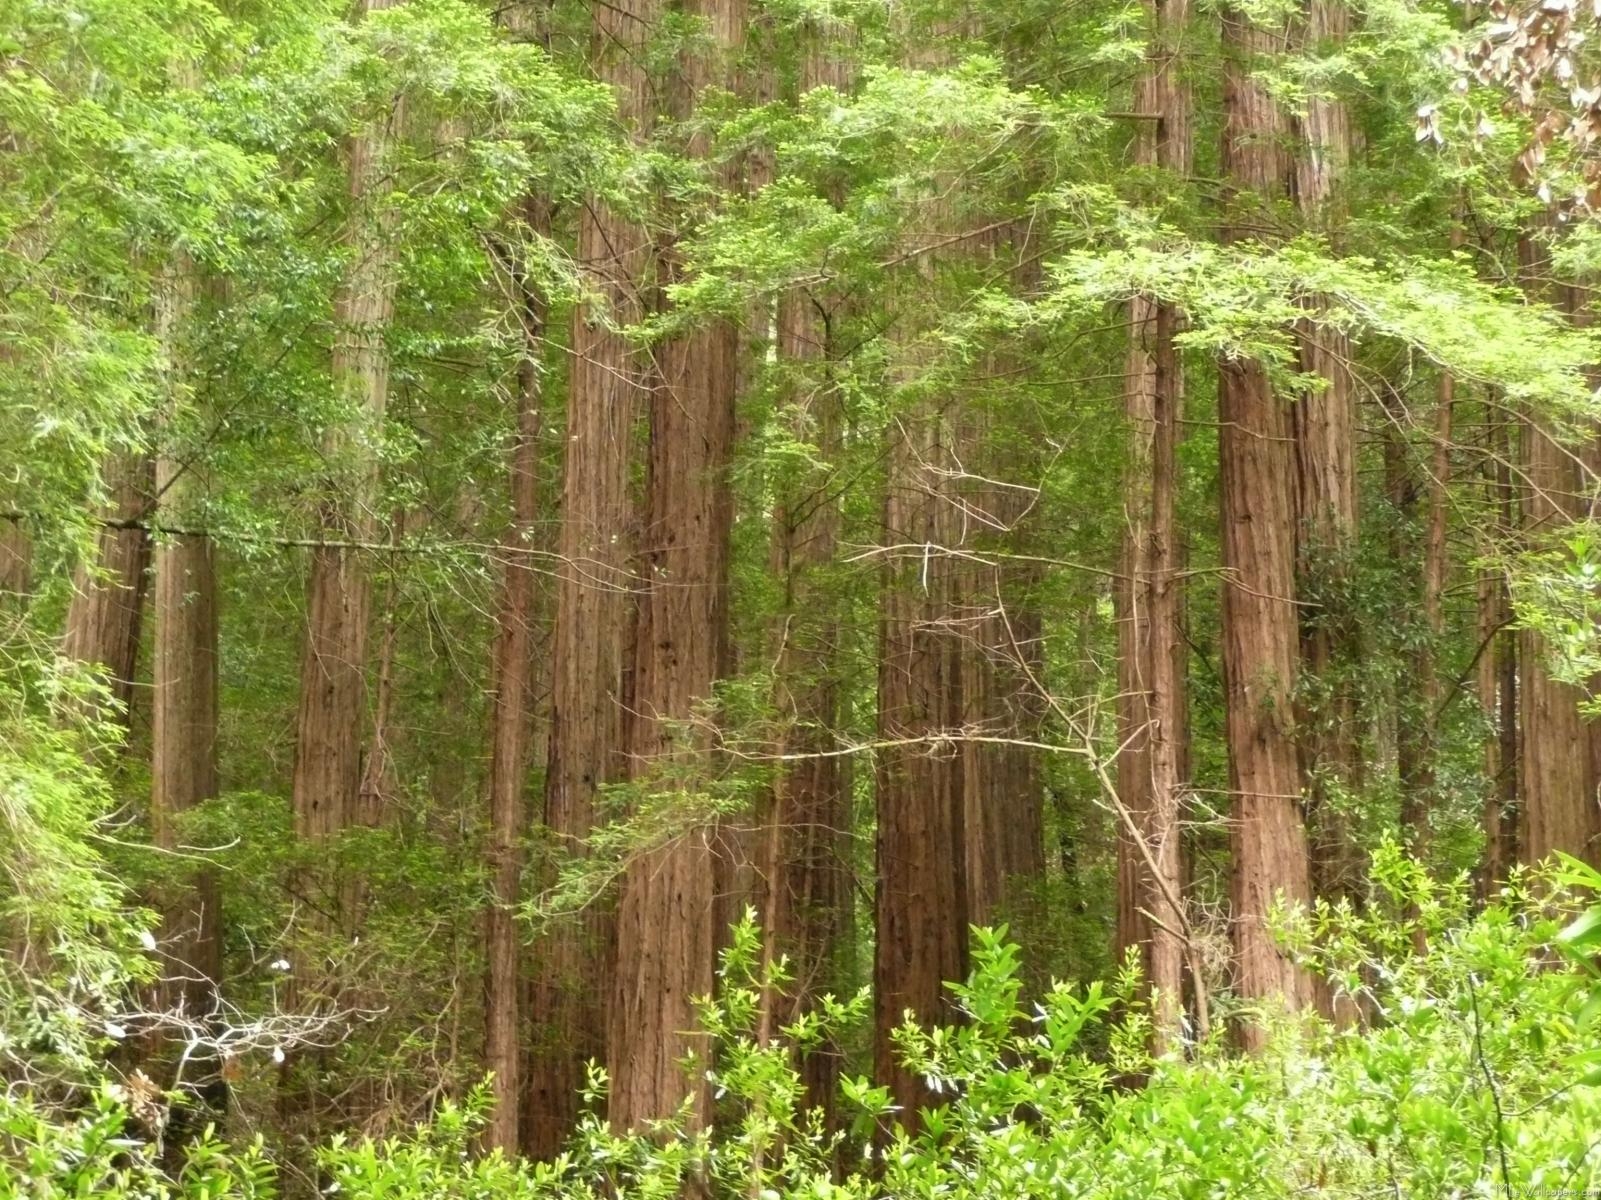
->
[5,846,1601,1198]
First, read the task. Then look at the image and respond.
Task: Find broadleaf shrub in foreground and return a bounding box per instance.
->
[5,853,1601,1198]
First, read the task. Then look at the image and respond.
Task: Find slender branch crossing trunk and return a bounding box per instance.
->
[291,0,404,846]
[608,0,743,1133]
[875,399,968,1114]
[526,0,656,1155]
[1115,0,1191,1052]
[482,191,549,1155]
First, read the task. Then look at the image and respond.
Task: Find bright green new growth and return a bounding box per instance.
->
[7,888,1601,1198]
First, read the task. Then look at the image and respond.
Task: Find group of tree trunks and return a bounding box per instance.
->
[47,0,1601,1162]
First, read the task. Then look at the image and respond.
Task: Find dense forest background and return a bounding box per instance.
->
[10,0,1601,1193]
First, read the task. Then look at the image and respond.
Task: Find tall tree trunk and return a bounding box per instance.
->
[872,16,975,1119]
[525,0,656,1156]
[1516,238,1601,866]
[960,229,1048,938]
[1516,416,1597,864]
[758,26,854,1118]
[290,0,404,846]
[150,251,223,1116]
[1115,0,1191,1052]
[1290,0,1363,912]
[0,517,28,609]
[1478,411,1520,893]
[479,7,555,1157]
[482,187,549,1151]
[1219,0,1315,1042]
[62,454,152,729]
[608,0,744,1131]
[761,309,849,1112]
[279,1,403,1142]
[875,396,967,1114]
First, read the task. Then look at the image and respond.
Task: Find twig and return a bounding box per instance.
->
[1465,970,1514,1200]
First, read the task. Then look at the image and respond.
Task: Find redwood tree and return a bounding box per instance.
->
[526,0,657,1153]
[149,245,223,1107]
[290,0,405,846]
[482,194,549,1155]
[1219,0,1316,1040]
[608,0,744,1131]
[1114,0,1192,1051]
[61,455,151,730]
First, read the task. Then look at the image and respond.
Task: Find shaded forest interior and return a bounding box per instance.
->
[13,0,1601,1193]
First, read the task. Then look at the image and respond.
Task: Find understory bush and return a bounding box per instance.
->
[5,846,1601,1198]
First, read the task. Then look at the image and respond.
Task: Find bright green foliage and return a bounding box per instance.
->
[7,898,1601,1196]
[7,0,1601,1190]
[0,669,155,1086]
[1047,238,1601,417]
[1509,527,1601,710]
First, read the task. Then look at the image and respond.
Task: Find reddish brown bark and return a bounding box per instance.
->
[525,0,656,1157]
[1290,0,1363,914]
[874,394,969,1114]
[751,22,857,1121]
[607,0,744,1133]
[0,517,28,607]
[1516,415,1598,865]
[1115,0,1191,1052]
[482,193,549,1155]
[760,243,851,1113]
[1516,240,1601,867]
[1220,0,1315,1042]
[62,455,152,729]
[290,0,404,845]
[149,254,222,1069]
[960,582,1047,930]
[959,229,1048,939]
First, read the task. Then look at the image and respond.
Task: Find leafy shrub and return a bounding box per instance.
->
[6,864,1601,1197]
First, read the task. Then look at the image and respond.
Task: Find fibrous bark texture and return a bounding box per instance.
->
[483,192,548,1155]
[62,454,152,729]
[1220,0,1316,1042]
[875,397,969,1114]
[150,254,222,1035]
[290,0,404,845]
[1290,0,1363,913]
[526,0,656,1155]
[608,0,743,1133]
[1115,0,1192,1052]
[1516,240,1601,868]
